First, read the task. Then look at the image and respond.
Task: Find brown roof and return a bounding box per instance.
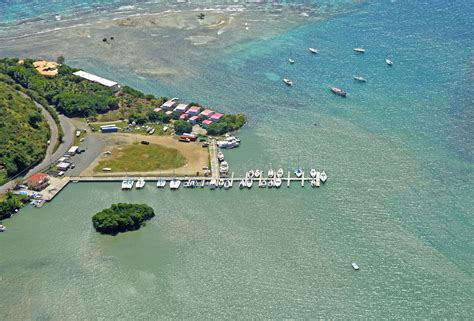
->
[28,172,49,184]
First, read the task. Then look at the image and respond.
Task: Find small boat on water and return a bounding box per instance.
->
[288,58,295,64]
[274,178,282,188]
[0,224,6,232]
[209,179,217,190]
[309,47,318,54]
[352,262,360,270]
[283,78,293,87]
[276,168,284,178]
[258,179,267,188]
[353,48,365,53]
[295,168,303,178]
[386,58,393,66]
[254,169,261,178]
[218,179,225,188]
[136,178,146,189]
[268,168,274,178]
[310,168,317,178]
[121,179,134,190]
[248,170,255,179]
[217,151,225,162]
[320,171,327,183]
[121,180,128,189]
[353,75,366,82]
[224,180,231,189]
[170,178,181,190]
[311,179,317,188]
[331,87,347,97]
[239,179,245,189]
[267,180,274,188]
[246,179,253,189]
[156,179,166,188]
[219,161,229,175]
[183,180,192,188]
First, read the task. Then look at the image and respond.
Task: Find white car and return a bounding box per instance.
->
[57,171,65,176]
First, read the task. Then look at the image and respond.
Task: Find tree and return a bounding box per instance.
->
[92,203,155,235]
[174,120,192,134]
[56,56,65,64]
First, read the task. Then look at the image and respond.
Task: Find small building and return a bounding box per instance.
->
[27,173,49,191]
[153,107,162,113]
[188,115,199,125]
[202,119,213,128]
[186,106,201,116]
[160,98,179,110]
[199,109,215,119]
[72,70,120,92]
[210,113,224,122]
[33,60,59,76]
[165,110,173,116]
[68,146,79,155]
[173,103,188,114]
[179,113,188,120]
[100,124,118,133]
[56,162,71,171]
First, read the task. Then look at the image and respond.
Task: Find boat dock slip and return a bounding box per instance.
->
[209,139,219,180]
[230,172,235,187]
[40,177,71,201]
[287,172,291,188]
[301,172,305,187]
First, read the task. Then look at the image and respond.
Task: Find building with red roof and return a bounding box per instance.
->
[179,113,188,120]
[173,103,188,114]
[210,112,224,122]
[199,109,215,119]
[202,119,213,128]
[188,115,199,124]
[186,106,201,116]
[27,173,49,191]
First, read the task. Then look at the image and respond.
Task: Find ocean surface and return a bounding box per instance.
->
[1,0,473,319]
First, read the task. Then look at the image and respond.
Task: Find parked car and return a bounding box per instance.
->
[141,140,150,145]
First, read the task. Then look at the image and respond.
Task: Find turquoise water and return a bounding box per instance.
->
[1,0,473,319]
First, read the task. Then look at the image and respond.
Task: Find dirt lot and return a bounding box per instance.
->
[80,133,209,176]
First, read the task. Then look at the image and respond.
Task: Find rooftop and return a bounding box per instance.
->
[28,172,48,184]
[73,70,118,88]
[33,60,59,76]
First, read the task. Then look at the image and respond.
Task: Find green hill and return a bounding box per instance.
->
[0,80,49,185]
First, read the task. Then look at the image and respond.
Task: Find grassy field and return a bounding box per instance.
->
[94,143,187,173]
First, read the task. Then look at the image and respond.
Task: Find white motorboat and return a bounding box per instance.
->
[218,179,225,188]
[352,262,360,270]
[331,87,347,97]
[183,180,191,188]
[386,58,393,66]
[246,179,253,189]
[209,179,217,190]
[267,180,274,188]
[156,179,166,188]
[294,168,303,178]
[121,180,128,189]
[0,224,6,232]
[288,58,295,64]
[311,179,317,188]
[259,179,267,188]
[274,178,282,188]
[283,78,293,87]
[239,179,245,189]
[268,168,274,178]
[276,168,284,178]
[217,151,225,162]
[254,169,261,178]
[224,180,231,189]
[309,47,318,54]
[310,168,317,178]
[353,75,366,82]
[122,179,134,190]
[170,178,181,190]
[320,171,327,183]
[248,170,255,179]
[220,161,229,175]
[353,47,365,53]
[136,178,146,189]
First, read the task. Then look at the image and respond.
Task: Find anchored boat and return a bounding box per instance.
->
[283,78,293,87]
[353,47,365,53]
[331,87,347,97]
[309,47,318,54]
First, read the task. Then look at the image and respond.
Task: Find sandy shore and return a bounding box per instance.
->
[81,133,209,177]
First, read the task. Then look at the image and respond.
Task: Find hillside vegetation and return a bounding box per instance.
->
[0,81,49,185]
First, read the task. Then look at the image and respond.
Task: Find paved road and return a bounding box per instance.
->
[0,107,75,193]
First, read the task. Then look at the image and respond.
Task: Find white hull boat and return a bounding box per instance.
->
[224,180,231,189]
[217,151,225,162]
[352,262,360,270]
[239,179,245,189]
[310,169,317,178]
[259,179,267,188]
[276,168,284,178]
[267,180,274,188]
[386,58,393,66]
[246,179,253,189]
[309,47,318,54]
[254,169,261,178]
[170,179,181,190]
[320,171,327,183]
[218,179,225,188]
[209,179,217,190]
[274,178,282,188]
[268,169,274,178]
[0,224,6,232]
[353,48,365,53]
[288,58,295,64]
[156,179,166,188]
[295,168,303,178]
[283,78,293,87]
[247,170,255,179]
[136,178,146,189]
[353,75,366,82]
